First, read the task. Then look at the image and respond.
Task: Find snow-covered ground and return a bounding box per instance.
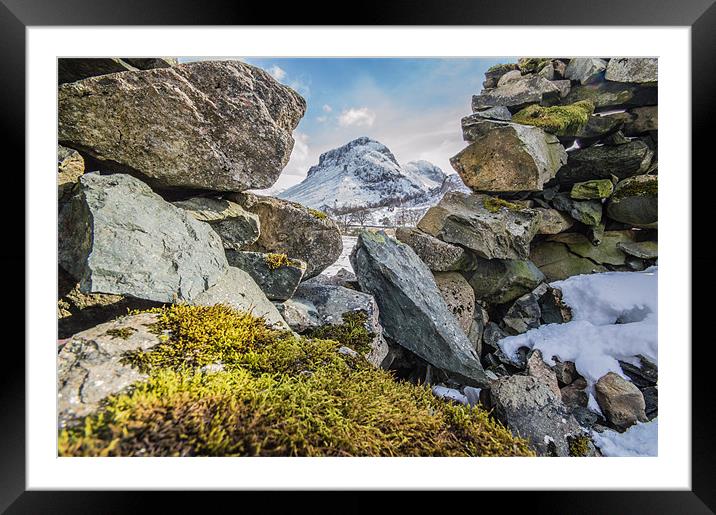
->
[592,419,658,457]
[498,267,658,456]
[321,236,358,277]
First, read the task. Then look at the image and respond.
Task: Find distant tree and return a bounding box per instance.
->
[349,208,371,228]
[380,216,391,228]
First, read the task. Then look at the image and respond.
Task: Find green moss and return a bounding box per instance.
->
[486,63,519,75]
[568,435,591,457]
[611,177,658,202]
[308,208,328,220]
[59,305,535,457]
[517,58,551,74]
[482,195,523,214]
[105,327,136,339]
[570,179,614,200]
[308,311,375,355]
[511,100,595,136]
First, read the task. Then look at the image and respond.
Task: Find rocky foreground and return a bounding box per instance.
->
[57,57,657,457]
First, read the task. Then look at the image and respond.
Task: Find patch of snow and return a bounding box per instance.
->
[591,419,658,457]
[431,385,468,405]
[321,236,357,277]
[463,386,482,406]
[498,268,657,390]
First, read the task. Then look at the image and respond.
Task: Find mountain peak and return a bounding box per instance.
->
[280,138,450,211]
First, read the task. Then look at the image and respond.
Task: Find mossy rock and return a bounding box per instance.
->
[607,175,658,228]
[511,100,594,136]
[59,304,534,457]
[517,58,551,74]
[570,179,614,200]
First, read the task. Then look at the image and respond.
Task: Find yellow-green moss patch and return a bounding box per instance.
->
[308,311,375,355]
[517,58,551,74]
[512,100,595,136]
[611,177,658,201]
[482,195,524,214]
[487,63,519,75]
[105,327,136,339]
[568,435,592,457]
[308,208,328,220]
[60,305,535,457]
[264,253,295,270]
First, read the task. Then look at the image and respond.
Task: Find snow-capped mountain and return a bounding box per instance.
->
[279,137,458,211]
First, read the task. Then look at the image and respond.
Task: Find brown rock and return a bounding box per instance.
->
[595,372,648,431]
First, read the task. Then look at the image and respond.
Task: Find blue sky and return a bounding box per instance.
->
[182,57,515,191]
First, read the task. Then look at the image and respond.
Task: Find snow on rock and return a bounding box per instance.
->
[591,418,658,457]
[498,268,657,389]
[431,385,468,405]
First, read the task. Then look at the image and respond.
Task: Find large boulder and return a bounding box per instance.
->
[605,58,658,84]
[564,58,606,84]
[58,60,306,191]
[291,280,389,367]
[433,272,475,334]
[510,101,594,137]
[58,145,84,201]
[482,63,519,89]
[57,313,162,426]
[225,251,306,301]
[350,231,488,387]
[451,124,567,193]
[466,258,545,305]
[556,140,654,184]
[192,267,288,329]
[595,372,648,431]
[489,375,592,456]
[530,241,608,282]
[59,173,228,303]
[173,197,260,250]
[418,192,542,260]
[229,193,342,279]
[472,76,561,112]
[395,227,476,271]
[606,175,658,228]
[564,81,657,111]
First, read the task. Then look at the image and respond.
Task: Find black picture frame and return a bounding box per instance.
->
[3,0,713,512]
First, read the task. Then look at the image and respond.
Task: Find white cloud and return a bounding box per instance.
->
[268,65,287,81]
[338,107,376,127]
[322,104,332,113]
[316,116,328,123]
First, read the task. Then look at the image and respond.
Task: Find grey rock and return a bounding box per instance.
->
[530,241,608,282]
[539,286,573,325]
[571,406,600,428]
[472,76,561,112]
[575,112,632,139]
[466,258,545,305]
[173,197,260,250]
[467,305,488,355]
[553,360,578,386]
[58,145,84,201]
[230,193,342,279]
[317,268,360,289]
[527,350,561,397]
[59,60,306,191]
[350,231,488,386]
[547,231,636,266]
[395,227,476,272]
[192,266,288,329]
[605,58,658,84]
[560,377,589,409]
[292,280,389,367]
[451,124,567,193]
[565,81,658,111]
[483,322,508,352]
[564,58,607,84]
[497,69,523,86]
[552,193,603,226]
[57,313,163,426]
[619,355,659,388]
[467,106,512,121]
[59,173,227,303]
[274,298,321,333]
[482,63,519,89]
[489,375,590,456]
[433,272,475,334]
[417,192,542,260]
[225,251,306,301]
[535,208,574,235]
[460,117,511,142]
[595,372,648,431]
[502,290,543,335]
[551,79,572,98]
[642,386,658,420]
[120,57,178,69]
[623,106,658,136]
[617,240,658,260]
[537,63,555,80]
[606,175,658,228]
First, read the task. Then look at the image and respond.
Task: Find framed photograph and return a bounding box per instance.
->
[4,0,713,511]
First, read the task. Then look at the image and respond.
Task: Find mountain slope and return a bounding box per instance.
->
[279,137,450,211]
